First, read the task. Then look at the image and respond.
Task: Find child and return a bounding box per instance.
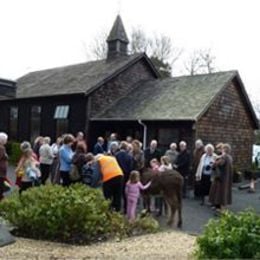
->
[158,156,173,172]
[150,158,160,172]
[15,148,41,194]
[125,171,151,222]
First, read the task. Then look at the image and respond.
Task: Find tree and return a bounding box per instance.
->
[184,48,216,75]
[85,30,108,60]
[85,27,182,78]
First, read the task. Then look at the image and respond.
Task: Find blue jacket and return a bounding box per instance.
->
[93,143,105,155]
[59,145,74,172]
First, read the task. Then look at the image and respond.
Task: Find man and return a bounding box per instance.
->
[115,141,134,213]
[165,143,179,166]
[0,132,9,200]
[97,154,123,212]
[107,133,119,153]
[73,131,87,152]
[93,137,105,155]
[144,140,161,168]
[192,139,205,198]
[174,141,191,198]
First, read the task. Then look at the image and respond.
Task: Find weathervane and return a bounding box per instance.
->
[117,0,122,14]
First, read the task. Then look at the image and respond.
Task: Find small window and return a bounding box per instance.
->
[9,106,18,140]
[54,105,70,137]
[54,105,69,119]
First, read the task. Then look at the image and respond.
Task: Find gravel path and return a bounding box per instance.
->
[0,231,196,259]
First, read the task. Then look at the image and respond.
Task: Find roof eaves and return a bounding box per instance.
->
[90,117,195,122]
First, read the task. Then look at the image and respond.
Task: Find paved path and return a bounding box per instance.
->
[5,166,260,235]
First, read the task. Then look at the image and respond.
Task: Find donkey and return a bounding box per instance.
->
[141,169,183,228]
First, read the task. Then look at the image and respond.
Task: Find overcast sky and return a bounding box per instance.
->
[0,0,259,104]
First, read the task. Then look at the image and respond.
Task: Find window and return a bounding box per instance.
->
[54,105,69,119]
[31,106,41,142]
[9,106,18,140]
[54,105,69,137]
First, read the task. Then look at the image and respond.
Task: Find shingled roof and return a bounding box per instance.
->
[16,53,144,98]
[92,71,248,121]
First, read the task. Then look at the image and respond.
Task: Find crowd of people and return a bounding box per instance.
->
[0,131,235,220]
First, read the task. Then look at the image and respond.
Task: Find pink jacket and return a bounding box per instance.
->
[125,181,151,200]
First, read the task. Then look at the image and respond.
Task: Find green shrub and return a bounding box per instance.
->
[0,184,127,243]
[6,141,22,165]
[129,215,160,236]
[195,209,260,259]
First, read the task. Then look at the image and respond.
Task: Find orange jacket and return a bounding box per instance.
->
[98,155,123,182]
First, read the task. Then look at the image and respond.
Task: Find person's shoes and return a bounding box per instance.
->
[248,188,255,193]
[200,201,204,206]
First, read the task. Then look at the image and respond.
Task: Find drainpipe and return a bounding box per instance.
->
[138,120,147,149]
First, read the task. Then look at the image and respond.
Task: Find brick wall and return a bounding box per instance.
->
[90,58,156,116]
[196,81,255,169]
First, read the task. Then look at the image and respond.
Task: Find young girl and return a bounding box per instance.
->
[150,158,160,172]
[15,148,41,194]
[158,156,173,172]
[125,171,151,221]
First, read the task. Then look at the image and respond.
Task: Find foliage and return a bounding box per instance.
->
[194,209,260,259]
[255,130,260,145]
[128,215,160,236]
[0,184,127,244]
[184,48,216,75]
[6,141,22,165]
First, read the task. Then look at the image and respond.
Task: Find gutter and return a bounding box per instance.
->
[138,120,147,149]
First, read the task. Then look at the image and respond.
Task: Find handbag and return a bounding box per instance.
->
[69,164,80,181]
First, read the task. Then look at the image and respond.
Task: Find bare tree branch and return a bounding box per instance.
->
[184,48,217,75]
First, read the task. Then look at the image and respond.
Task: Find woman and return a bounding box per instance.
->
[59,134,74,186]
[209,143,233,213]
[0,132,9,200]
[192,139,205,198]
[131,140,144,172]
[195,144,217,205]
[71,142,87,182]
[15,145,41,194]
[50,137,62,183]
[39,137,54,185]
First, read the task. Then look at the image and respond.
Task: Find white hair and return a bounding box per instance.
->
[179,141,187,147]
[195,139,204,148]
[205,143,214,153]
[151,140,157,145]
[170,143,177,149]
[0,132,8,144]
[43,136,51,144]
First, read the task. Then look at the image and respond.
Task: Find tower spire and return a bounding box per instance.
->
[106,15,129,59]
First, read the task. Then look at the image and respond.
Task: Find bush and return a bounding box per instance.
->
[6,141,22,165]
[0,184,127,243]
[129,215,160,236]
[195,209,260,259]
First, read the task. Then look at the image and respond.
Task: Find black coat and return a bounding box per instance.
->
[175,150,191,176]
[144,148,161,168]
[115,150,134,181]
[93,143,105,155]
